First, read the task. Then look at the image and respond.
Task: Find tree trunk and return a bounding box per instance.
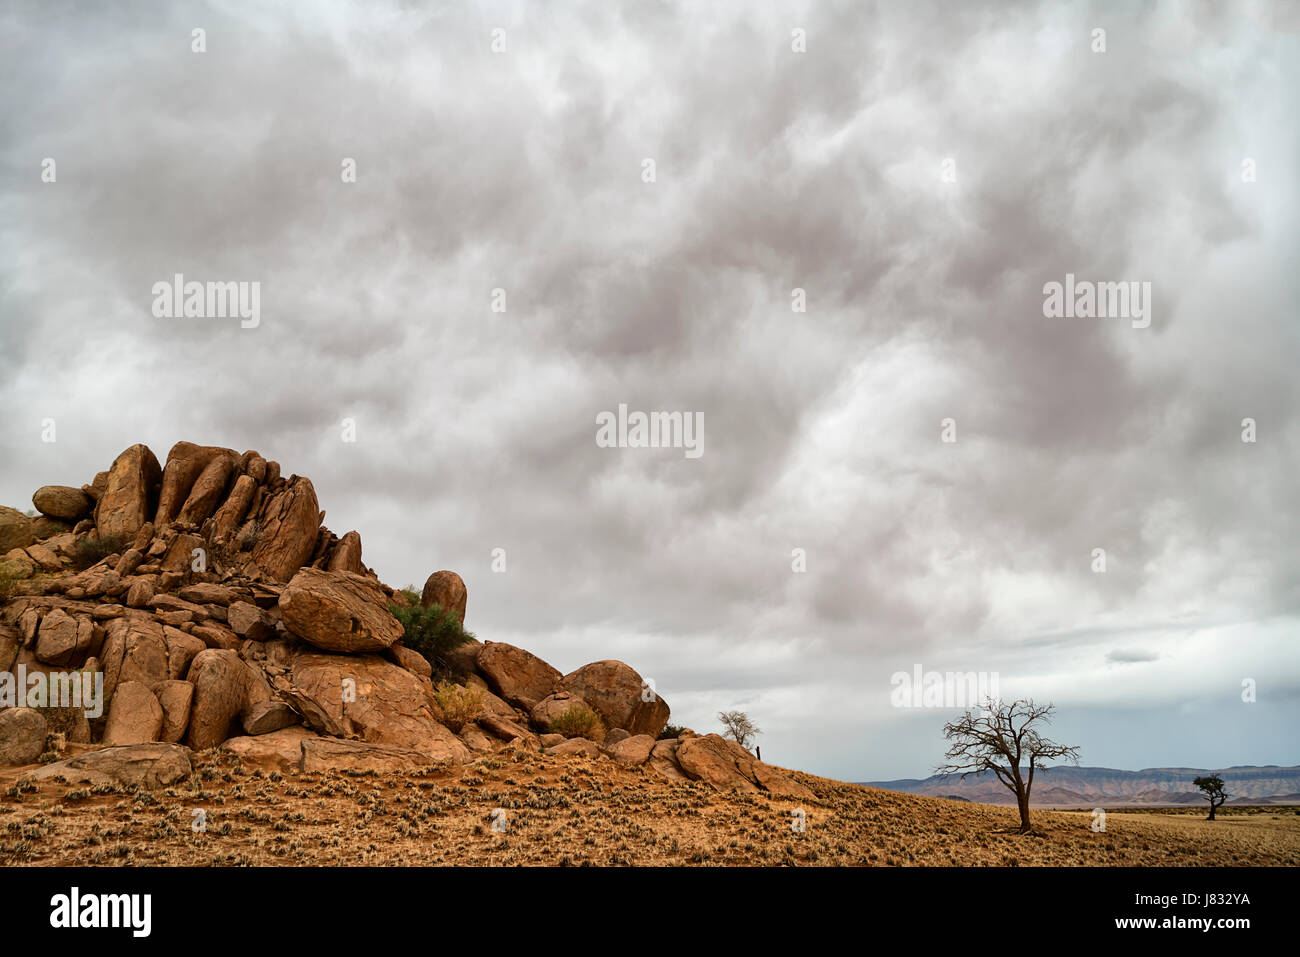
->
[1208,802,1216,821]
[1017,793,1032,833]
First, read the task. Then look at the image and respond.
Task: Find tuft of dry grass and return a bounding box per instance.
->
[547,704,605,741]
[429,682,483,733]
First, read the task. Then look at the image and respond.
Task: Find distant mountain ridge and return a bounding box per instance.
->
[862,765,1300,806]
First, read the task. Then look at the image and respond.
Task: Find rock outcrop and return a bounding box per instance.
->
[0,506,35,554]
[606,733,657,766]
[33,486,93,523]
[286,651,469,762]
[300,737,442,773]
[102,681,164,745]
[477,642,562,711]
[0,440,826,796]
[95,443,162,542]
[0,708,47,765]
[563,660,670,739]
[648,738,691,782]
[220,726,318,771]
[186,649,261,750]
[250,476,322,581]
[675,734,815,800]
[278,568,401,654]
[421,570,467,623]
[22,743,192,788]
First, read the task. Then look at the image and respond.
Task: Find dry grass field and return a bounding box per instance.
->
[1,746,1297,866]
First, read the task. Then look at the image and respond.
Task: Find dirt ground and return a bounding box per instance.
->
[2,747,1297,866]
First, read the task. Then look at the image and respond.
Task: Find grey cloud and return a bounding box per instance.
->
[1106,648,1160,664]
[2,0,1298,780]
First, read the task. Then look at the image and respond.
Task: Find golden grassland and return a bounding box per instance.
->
[1,748,1296,866]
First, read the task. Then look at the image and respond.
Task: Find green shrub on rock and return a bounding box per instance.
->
[388,601,475,679]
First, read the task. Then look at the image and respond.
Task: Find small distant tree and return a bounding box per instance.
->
[937,698,1080,834]
[717,710,761,751]
[1194,775,1228,821]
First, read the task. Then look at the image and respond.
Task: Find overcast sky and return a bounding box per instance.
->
[2,1,1298,780]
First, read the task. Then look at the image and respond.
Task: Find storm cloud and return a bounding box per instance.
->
[2,0,1297,779]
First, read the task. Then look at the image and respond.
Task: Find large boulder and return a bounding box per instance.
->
[675,734,815,800]
[477,642,561,711]
[95,444,162,543]
[220,726,318,772]
[0,708,48,765]
[177,582,240,605]
[114,548,144,577]
[674,734,760,793]
[242,700,299,735]
[278,568,402,654]
[162,628,206,680]
[605,733,656,767]
[300,738,443,773]
[420,570,467,623]
[101,681,164,745]
[386,643,432,679]
[124,577,155,609]
[464,675,518,718]
[100,618,170,701]
[239,451,267,483]
[175,451,238,526]
[749,758,816,800]
[288,652,469,763]
[155,680,194,743]
[22,743,192,788]
[210,474,257,542]
[33,608,92,667]
[548,737,601,758]
[228,601,275,640]
[460,724,495,752]
[476,713,539,748]
[154,442,230,526]
[1,550,36,584]
[186,649,260,750]
[25,543,63,572]
[530,691,589,729]
[192,623,240,651]
[32,486,92,523]
[562,660,670,738]
[31,516,72,540]
[648,738,690,782]
[0,506,35,554]
[326,530,364,574]
[446,637,483,678]
[251,476,321,581]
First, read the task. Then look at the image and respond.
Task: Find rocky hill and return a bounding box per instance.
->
[0,441,812,800]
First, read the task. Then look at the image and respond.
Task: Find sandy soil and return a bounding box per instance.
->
[2,747,1297,866]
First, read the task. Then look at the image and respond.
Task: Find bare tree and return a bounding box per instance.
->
[1194,775,1228,821]
[936,698,1079,834]
[717,710,762,751]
